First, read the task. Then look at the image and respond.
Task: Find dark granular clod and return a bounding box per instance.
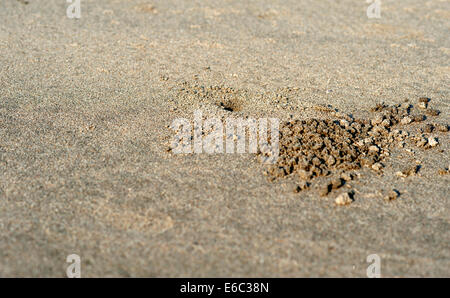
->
[258,100,447,199]
[262,103,412,182]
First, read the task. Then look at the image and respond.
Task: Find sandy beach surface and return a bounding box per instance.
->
[0,0,449,277]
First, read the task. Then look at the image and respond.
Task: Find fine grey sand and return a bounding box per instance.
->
[0,0,449,277]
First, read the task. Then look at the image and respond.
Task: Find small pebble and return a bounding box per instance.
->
[428,137,439,147]
[340,173,354,181]
[401,116,412,125]
[326,155,336,166]
[335,192,354,206]
[395,171,407,178]
[372,162,383,171]
[371,114,384,125]
[381,118,391,127]
[418,102,428,109]
[385,189,400,201]
[331,178,344,189]
[416,137,428,147]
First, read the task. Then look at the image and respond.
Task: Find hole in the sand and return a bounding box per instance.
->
[218,100,242,112]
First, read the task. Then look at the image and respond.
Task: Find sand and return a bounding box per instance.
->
[0,0,449,277]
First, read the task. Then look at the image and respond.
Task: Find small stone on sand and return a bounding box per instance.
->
[335,192,354,206]
[385,189,400,201]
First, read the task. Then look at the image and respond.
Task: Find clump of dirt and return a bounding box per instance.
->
[259,98,448,201]
[262,103,410,180]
